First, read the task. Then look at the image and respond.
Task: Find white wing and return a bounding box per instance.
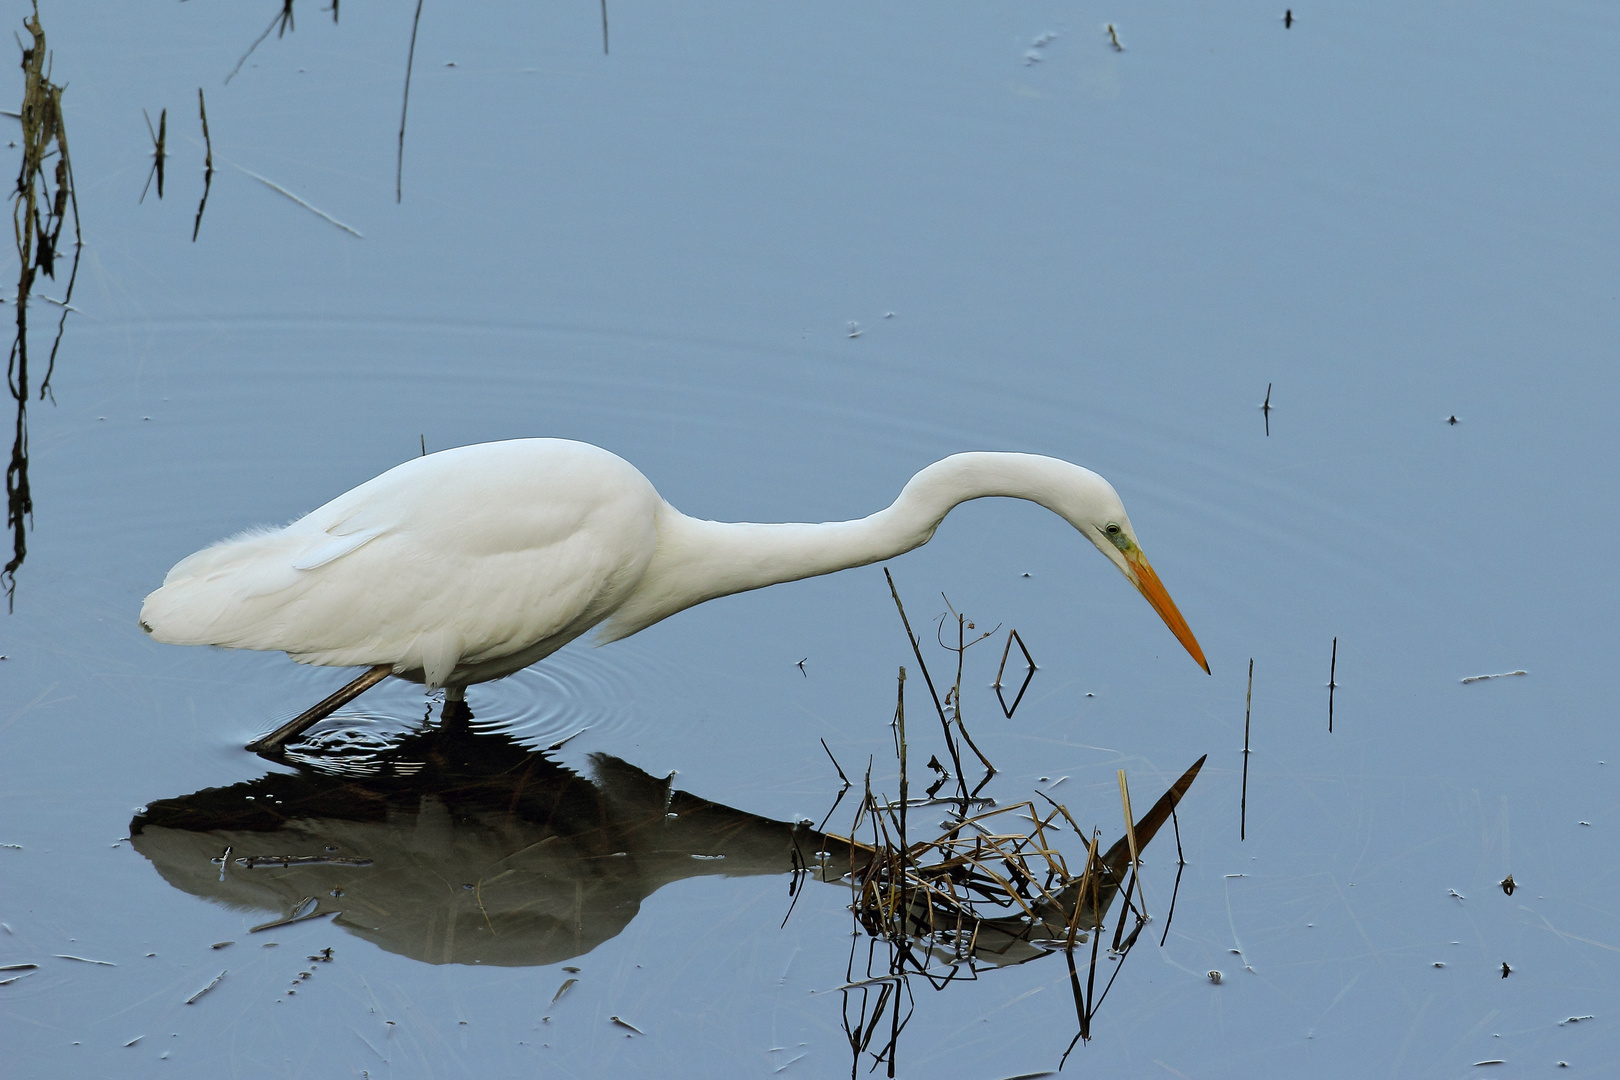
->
[140,440,661,686]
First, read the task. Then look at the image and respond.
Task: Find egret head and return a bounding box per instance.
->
[1078,499,1210,674]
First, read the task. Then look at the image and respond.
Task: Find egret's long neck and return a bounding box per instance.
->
[599,453,1109,641]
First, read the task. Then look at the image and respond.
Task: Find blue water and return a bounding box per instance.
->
[3,2,1619,1076]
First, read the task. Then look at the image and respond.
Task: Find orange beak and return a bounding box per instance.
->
[1125,548,1210,673]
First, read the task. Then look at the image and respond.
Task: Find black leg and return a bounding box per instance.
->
[246,664,393,755]
[440,695,473,728]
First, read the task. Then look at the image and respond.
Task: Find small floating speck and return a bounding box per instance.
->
[1559,1015,1594,1025]
[610,1015,644,1035]
[210,941,233,950]
[1207,970,1222,984]
[124,1036,142,1047]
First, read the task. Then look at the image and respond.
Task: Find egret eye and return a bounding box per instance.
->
[1105,523,1121,535]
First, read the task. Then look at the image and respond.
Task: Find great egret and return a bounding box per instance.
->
[140,439,1208,751]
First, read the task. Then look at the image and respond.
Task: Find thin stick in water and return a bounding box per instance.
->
[1328,636,1337,733]
[192,89,213,242]
[600,0,609,55]
[226,1,295,85]
[1117,769,1146,914]
[235,166,363,237]
[397,0,425,203]
[185,969,227,1005]
[882,567,966,801]
[1241,657,1252,841]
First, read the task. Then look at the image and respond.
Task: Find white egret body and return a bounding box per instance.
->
[141,440,1207,726]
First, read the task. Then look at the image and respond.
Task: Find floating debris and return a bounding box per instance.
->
[1559,1015,1594,1025]
[237,854,373,869]
[234,166,363,238]
[1499,874,1516,897]
[550,978,577,1004]
[1461,670,1526,685]
[185,969,227,1005]
[609,1015,643,1035]
[1501,962,1511,979]
[210,941,233,950]
[55,954,115,966]
[1207,970,1223,984]
[250,896,330,933]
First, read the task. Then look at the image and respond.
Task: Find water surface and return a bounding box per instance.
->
[4,2,1619,1076]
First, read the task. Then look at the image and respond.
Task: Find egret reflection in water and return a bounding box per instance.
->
[130,717,848,966]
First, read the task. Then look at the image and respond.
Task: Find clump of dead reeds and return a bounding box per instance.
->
[821,572,1205,1074]
[5,1,80,607]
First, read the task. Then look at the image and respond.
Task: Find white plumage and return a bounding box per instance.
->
[141,439,1208,698]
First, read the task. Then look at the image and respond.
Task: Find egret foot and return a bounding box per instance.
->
[245,664,393,755]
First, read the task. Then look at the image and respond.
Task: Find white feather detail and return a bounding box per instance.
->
[291,526,387,571]
[417,629,463,690]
